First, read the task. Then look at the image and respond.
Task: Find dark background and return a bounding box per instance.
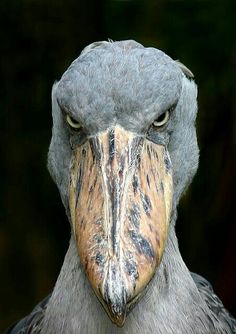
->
[0,0,235,331]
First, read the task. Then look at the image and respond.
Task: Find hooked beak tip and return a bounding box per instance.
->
[106,302,127,327]
[101,277,128,327]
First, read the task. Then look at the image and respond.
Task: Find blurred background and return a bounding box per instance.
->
[0,0,235,331]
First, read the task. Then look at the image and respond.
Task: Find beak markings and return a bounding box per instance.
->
[69,126,173,326]
[140,192,152,216]
[129,230,155,260]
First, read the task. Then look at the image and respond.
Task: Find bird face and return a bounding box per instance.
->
[48,40,198,327]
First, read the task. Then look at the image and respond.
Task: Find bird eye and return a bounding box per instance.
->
[153,111,170,128]
[66,114,81,130]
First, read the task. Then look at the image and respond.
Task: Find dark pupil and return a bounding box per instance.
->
[156,112,166,123]
[71,116,78,124]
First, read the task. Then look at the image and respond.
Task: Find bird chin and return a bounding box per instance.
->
[68,126,173,327]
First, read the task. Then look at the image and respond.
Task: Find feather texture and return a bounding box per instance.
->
[5,40,235,334]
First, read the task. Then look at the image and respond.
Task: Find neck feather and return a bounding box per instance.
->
[42,224,214,334]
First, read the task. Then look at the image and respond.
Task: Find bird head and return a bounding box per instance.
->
[48,40,199,327]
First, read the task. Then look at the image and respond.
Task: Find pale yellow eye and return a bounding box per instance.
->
[66,114,81,129]
[153,111,170,127]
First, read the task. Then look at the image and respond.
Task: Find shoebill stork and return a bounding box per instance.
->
[5,40,236,334]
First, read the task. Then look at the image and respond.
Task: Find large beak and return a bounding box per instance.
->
[69,126,173,327]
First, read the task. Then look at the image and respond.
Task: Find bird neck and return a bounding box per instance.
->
[41,224,212,334]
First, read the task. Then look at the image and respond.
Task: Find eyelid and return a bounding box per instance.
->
[152,102,177,129]
[168,104,176,113]
[153,110,170,127]
[66,114,82,129]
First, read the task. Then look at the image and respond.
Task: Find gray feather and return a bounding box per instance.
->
[4,295,50,333]
[5,40,235,334]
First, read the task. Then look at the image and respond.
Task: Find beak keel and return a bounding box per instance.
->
[69,126,173,326]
